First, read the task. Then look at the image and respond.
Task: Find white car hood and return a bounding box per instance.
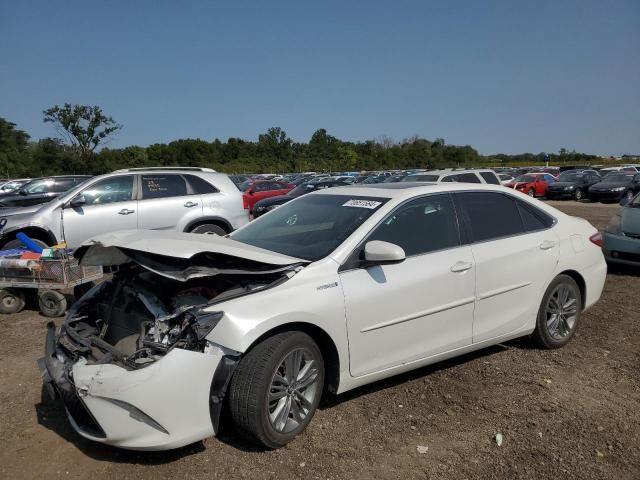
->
[74,229,308,281]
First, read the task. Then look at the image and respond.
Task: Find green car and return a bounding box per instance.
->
[603,193,640,266]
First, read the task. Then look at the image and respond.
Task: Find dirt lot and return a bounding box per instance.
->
[1,201,638,480]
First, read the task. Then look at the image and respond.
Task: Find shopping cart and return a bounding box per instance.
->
[0,251,103,317]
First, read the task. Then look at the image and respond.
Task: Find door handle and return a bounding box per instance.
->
[450,261,473,273]
[118,209,135,215]
[184,201,199,208]
[539,240,556,250]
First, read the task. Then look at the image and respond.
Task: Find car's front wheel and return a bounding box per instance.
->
[229,331,324,448]
[532,274,582,349]
[528,188,535,197]
[624,190,635,203]
[574,188,583,201]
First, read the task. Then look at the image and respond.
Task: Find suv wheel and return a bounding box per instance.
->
[190,224,227,236]
[229,331,324,448]
[574,188,583,201]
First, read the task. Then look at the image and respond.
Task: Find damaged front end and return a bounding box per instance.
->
[39,232,306,450]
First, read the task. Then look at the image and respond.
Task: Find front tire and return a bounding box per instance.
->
[528,188,535,197]
[574,188,583,201]
[532,275,581,349]
[229,331,324,448]
[623,190,635,203]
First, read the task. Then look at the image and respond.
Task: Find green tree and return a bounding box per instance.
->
[43,103,122,168]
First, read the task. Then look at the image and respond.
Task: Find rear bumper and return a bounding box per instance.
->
[39,323,229,451]
[580,258,607,310]
[603,231,640,266]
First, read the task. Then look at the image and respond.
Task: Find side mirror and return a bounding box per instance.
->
[18,189,28,196]
[69,194,87,208]
[364,241,406,265]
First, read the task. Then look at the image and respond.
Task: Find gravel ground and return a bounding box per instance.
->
[1,200,638,480]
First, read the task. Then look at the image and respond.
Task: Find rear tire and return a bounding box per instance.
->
[229,331,324,448]
[532,275,581,349]
[189,223,227,236]
[0,288,26,314]
[39,290,67,317]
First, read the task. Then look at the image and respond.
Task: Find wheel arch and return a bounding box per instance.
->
[184,216,232,234]
[557,269,586,309]
[242,322,341,395]
[1,226,57,248]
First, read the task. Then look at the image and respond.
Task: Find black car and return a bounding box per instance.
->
[545,170,601,201]
[588,173,640,203]
[0,176,91,208]
[252,180,348,218]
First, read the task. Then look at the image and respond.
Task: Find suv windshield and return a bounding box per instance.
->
[230,194,388,261]
[558,172,582,182]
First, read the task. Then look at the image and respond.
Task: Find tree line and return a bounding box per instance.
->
[0,104,601,179]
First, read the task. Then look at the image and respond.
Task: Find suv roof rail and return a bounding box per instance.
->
[112,167,217,173]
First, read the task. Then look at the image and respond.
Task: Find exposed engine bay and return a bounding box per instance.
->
[59,263,294,370]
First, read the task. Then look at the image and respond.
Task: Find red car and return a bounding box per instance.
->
[240,180,294,212]
[505,172,556,197]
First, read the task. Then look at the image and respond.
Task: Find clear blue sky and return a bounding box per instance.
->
[2,0,638,156]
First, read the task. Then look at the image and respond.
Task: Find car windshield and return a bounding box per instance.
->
[230,194,388,261]
[558,172,582,182]
[21,179,55,194]
[515,175,535,183]
[238,180,252,191]
[287,184,316,197]
[603,174,633,183]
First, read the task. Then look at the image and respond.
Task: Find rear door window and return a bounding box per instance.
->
[141,175,187,199]
[457,192,523,242]
[185,175,218,194]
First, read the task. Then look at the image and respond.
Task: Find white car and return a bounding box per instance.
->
[40,183,606,451]
[402,168,501,185]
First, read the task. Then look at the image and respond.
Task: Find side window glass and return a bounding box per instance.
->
[185,175,218,194]
[52,179,75,192]
[516,199,553,231]
[442,175,458,182]
[81,176,134,205]
[480,172,500,185]
[141,175,187,199]
[458,192,523,242]
[459,173,481,184]
[367,194,459,256]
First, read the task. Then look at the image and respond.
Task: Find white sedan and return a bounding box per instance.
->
[40,182,606,450]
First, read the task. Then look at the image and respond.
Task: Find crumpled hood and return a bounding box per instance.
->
[74,229,309,281]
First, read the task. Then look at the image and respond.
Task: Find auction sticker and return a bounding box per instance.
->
[342,199,382,209]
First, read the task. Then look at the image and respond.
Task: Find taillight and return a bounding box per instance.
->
[589,232,603,247]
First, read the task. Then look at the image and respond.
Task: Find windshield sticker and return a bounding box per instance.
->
[342,199,382,209]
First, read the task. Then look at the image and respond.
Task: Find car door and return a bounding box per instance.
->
[137,174,204,231]
[62,175,138,248]
[340,194,476,377]
[455,192,559,344]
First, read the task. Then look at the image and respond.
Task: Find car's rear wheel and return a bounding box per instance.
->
[190,223,227,236]
[528,188,535,197]
[574,188,583,201]
[229,331,324,448]
[532,275,581,349]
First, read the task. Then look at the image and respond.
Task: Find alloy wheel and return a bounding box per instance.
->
[545,284,578,339]
[268,348,320,433]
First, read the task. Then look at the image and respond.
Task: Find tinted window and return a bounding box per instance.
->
[141,175,187,199]
[516,200,553,231]
[80,176,134,205]
[457,173,482,184]
[185,175,218,194]
[403,174,439,182]
[480,172,501,185]
[458,192,523,242]
[367,194,459,256]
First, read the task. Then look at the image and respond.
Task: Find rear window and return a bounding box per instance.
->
[141,175,187,199]
[185,175,218,194]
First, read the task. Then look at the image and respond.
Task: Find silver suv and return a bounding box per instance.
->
[0,167,248,249]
